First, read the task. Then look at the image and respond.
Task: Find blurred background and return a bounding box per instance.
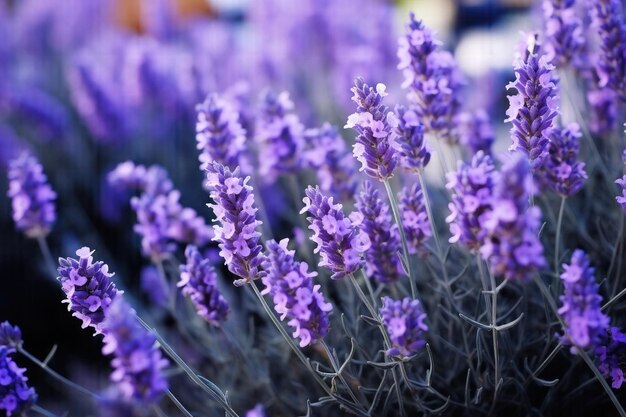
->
[0,0,545,413]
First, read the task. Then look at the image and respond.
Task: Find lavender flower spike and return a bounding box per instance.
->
[457,110,495,156]
[542,0,585,67]
[179,245,229,327]
[300,186,371,280]
[262,239,333,347]
[394,105,431,172]
[196,93,247,172]
[0,346,37,416]
[505,35,559,168]
[255,90,304,183]
[558,250,609,353]
[541,123,587,196]
[102,298,169,404]
[0,322,22,349]
[355,181,403,283]
[57,247,123,335]
[591,0,626,100]
[7,153,56,238]
[345,78,398,180]
[479,154,546,281]
[205,161,266,286]
[399,183,432,255]
[446,151,495,251]
[596,327,626,389]
[616,151,626,214]
[380,296,428,358]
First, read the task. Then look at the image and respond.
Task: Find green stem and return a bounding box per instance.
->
[554,196,566,294]
[18,346,100,400]
[383,179,416,298]
[489,270,500,409]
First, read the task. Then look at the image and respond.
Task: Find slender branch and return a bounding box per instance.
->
[167,390,195,417]
[36,236,57,280]
[554,196,566,294]
[31,405,59,417]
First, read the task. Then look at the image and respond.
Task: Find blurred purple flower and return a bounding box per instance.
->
[596,327,626,389]
[0,322,22,349]
[541,124,587,196]
[301,186,370,280]
[398,14,464,142]
[262,239,333,347]
[346,78,398,180]
[558,250,609,353]
[179,245,229,327]
[591,0,626,101]
[140,266,169,308]
[7,153,56,238]
[304,124,358,202]
[506,36,559,167]
[542,0,585,67]
[0,346,37,417]
[394,105,431,172]
[355,181,402,283]
[457,110,494,156]
[446,151,495,251]
[255,90,304,184]
[196,93,248,173]
[108,161,173,197]
[57,247,123,335]
[206,162,266,286]
[399,183,431,255]
[245,404,267,417]
[102,298,168,405]
[380,296,428,358]
[479,154,546,281]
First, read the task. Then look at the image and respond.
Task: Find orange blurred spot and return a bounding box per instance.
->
[113,0,215,33]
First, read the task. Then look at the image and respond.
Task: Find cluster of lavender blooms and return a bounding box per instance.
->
[397,13,463,141]
[457,110,495,156]
[262,239,333,347]
[345,79,397,180]
[179,245,230,327]
[0,346,36,416]
[506,36,559,168]
[596,327,626,389]
[355,182,402,283]
[542,0,585,67]
[0,323,21,349]
[101,298,169,404]
[108,161,213,262]
[591,0,626,101]
[398,183,431,255]
[617,151,626,214]
[558,250,609,352]
[479,155,546,281]
[304,124,357,202]
[394,105,431,172]
[380,297,428,358]
[6,153,56,238]
[57,247,122,335]
[540,124,588,196]
[301,186,371,280]
[255,91,304,183]
[205,162,266,286]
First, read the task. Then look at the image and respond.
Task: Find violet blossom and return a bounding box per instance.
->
[394,105,431,172]
[591,0,626,101]
[542,0,585,67]
[541,123,587,196]
[380,296,428,358]
[596,327,626,389]
[457,110,494,156]
[399,183,431,255]
[0,346,37,417]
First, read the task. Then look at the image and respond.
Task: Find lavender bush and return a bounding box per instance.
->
[1,1,626,416]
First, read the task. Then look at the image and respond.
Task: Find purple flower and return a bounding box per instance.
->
[195,93,248,172]
[399,183,431,255]
[140,266,170,308]
[0,323,22,349]
[616,155,626,214]
[205,162,266,286]
[457,110,495,156]
[355,181,402,283]
[245,404,266,417]
[262,239,333,347]
[394,105,431,172]
[506,36,559,168]
[380,296,428,358]
[596,327,626,389]
[179,245,229,327]
[57,247,123,335]
[446,151,495,251]
[301,186,371,280]
[397,14,463,141]
[7,153,56,238]
[255,90,304,183]
[542,0,585,67]
[345,78,398,180]
[591,0,626,101]
[102,298,169,404]
[304,123,358,202]
[558,250,609,353]
[108,161,173,197]
[587,86,618,136]
[0,346,37,417]
[479,154,546,281]
[540,124,587,196]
